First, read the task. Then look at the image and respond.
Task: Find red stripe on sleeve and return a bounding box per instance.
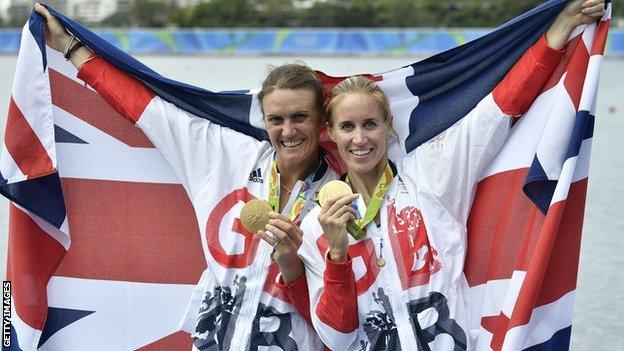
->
[493,35,565,117]
[4,97,54,178]
[77,56,156,124]
[278,273,312,324]
[316,254,358,333]
[6,204,67,330]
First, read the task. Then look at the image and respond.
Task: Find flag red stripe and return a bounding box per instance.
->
[466,170,586,302]
[4,97,54,178]
[49,69,154,148]
[6,204,66,329]
[54,178,206,284]
[563,40,590,111]
[591,19,610,56]
[465,168,545,287]
[135,330,193,350]
[482,179,587,347]
[535,178,586,306]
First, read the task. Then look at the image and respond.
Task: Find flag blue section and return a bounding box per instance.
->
[38,307,95,348]
[28,8,47,72]
[523,110,595,214]
[54,125,88,144]
[524,156,555,214]
[3,324,22,351]
[404,0,568,152]
[523,326,571,351]
[565,110,595,160]
[0,173,66,229]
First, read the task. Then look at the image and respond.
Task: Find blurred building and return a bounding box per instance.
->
[0,0,346,25]
[172,0,203,7]
[292,0,329,9]
[1,0,73,25]
[73,0,117,23]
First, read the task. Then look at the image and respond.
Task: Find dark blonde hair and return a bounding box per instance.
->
[257,62,325,117]
[325,76,393,128]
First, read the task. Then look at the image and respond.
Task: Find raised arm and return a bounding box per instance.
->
[546,0,606,50]
[33,3,265,200]
[35,3,92,69]
[407,0,605,226]
[495,0,605,117]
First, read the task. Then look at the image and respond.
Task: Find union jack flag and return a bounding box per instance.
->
[1,0,610,350]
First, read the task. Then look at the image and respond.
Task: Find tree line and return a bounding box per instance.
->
[1,0,621,28]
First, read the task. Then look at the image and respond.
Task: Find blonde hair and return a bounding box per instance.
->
[257,62,325,117]
[325,76,393,128]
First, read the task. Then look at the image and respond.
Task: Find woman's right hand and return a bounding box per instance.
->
[34,3,72,53]
[318,193,358,263]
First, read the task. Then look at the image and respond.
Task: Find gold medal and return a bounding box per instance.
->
[240,199,273,233]
[376,257,386,267]
[318,180,353,208]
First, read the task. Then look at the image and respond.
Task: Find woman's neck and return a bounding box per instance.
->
[347,160,388,205]
[276,151,321,188]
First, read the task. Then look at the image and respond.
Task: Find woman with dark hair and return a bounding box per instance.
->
[34,3,336,350]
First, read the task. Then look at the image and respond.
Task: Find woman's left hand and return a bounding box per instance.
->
[563,0,607,28]
[547,0,606,50]
[257,212,305,284]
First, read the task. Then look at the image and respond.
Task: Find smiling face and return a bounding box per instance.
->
[329,92,391,178]
[262,88,322,169]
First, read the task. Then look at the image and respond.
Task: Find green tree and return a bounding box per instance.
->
[7,4,30,27]
[300,1,349,27]
[254,0,297,27]
[100,12,133,27]
[614,0,624,23]
[187,0,254,27]
[131,0,174,27]
[375,0,420,27]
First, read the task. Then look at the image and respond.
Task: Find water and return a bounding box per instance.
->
[0,54,622,350]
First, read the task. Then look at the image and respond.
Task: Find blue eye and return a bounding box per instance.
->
[364,121,378,129]
[340,123,354,131]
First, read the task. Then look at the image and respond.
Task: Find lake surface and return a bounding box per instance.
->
[0,54,622,350]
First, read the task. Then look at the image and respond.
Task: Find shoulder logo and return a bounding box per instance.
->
[249,168,263,183]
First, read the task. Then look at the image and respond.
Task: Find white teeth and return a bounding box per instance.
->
[350,149,372,156]
[282,140,304,148]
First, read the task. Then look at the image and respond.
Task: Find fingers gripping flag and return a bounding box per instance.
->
[1,0,610,350]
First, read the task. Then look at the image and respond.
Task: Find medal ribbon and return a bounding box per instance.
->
[345,163,395,240]
[268,157,320,223]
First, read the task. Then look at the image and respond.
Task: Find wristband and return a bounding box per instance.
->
[65,41,84,60]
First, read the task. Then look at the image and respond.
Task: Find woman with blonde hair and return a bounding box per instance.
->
[298,1,606,350]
